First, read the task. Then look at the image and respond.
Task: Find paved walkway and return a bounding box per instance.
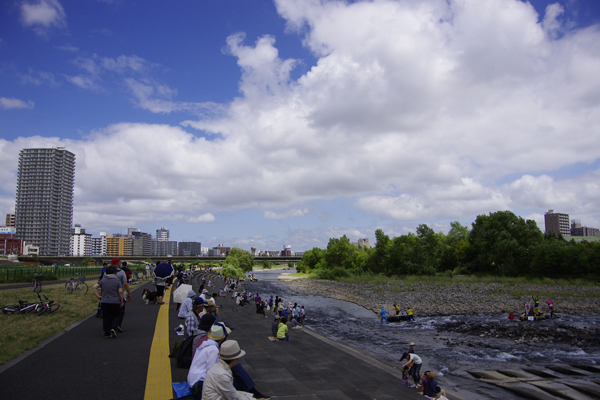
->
[0,271,424,400]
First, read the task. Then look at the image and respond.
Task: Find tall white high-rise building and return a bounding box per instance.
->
[70,224,92,256]
[15,147,75,256]
[156,226,169,241]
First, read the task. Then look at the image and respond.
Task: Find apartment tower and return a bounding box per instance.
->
[544,209,570,237]
[15,147,75,256]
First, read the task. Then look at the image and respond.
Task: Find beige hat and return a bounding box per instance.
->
[207,323,231,341]
[409,342,415,346]
[219,340,246,361]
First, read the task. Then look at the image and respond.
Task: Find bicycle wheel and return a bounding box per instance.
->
[76,283,88,295]
[35,281,42,293]
[36,305,47,316]
[65,282,74,294]
[48,303,60,313]
[2,305,20,315]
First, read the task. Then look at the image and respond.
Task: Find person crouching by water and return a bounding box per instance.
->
[400,352,423,389]
[92,265,124,339]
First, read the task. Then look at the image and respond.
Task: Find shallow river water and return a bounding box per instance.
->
[243,270,600,400]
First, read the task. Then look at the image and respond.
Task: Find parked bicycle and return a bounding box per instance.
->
[32,273,42,292]
[65,273,88,295]
[129,271,142,285]
[3,297,42,315]
[2,292,60,315]
[36,292,60,315]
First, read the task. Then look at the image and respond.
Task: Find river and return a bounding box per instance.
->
[243,269,600,400]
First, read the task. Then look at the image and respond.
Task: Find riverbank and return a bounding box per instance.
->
[278,277,600,316]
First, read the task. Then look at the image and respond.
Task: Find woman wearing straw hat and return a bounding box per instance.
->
[202,340,266,400]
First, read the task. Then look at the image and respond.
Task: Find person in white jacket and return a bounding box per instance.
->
[202,340,265,400]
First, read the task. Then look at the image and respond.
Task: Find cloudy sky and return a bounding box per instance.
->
[1,0,600,251]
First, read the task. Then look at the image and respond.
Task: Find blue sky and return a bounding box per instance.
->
[1,0,600,251]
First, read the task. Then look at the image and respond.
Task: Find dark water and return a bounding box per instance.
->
[244,270,600,400]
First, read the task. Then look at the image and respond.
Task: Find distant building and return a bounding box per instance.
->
[0,227,16,235]
[207,248,220,256]
[156,227,169,242]
[130,229,152,256]
[544,210,570,236]
[152,239,177,257]
[281,245,292,257]
[106,234,133,257]
[262,250,280,257]
[250,247,258,256]
[0,233,21,255]
[5,214,16,227]
[178,242,202,256]
[355,238,371,249]
[23,244,39,256]
[70,224,92,256]
[213,244,231,257]
[15,147,75,255]
[91,232,107,256]
[570,220,599,237]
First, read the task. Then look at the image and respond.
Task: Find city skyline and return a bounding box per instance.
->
[2,0,600,250]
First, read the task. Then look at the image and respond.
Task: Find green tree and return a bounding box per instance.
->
[416,224,442,271]
[325,235,357,270]
[297,247,326,272]
[224,247,255,272]
[440,222,470,272]
[468,211,543,276]
[372,229,390,274]
[222,263,245,279]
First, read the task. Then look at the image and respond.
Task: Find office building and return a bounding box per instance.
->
[91,232,107,256]
[571,220,599,237]
[70,224,92,256]
[106,234,133,257]
[15,147,75,256]
[213,244,231,257]
[156,227,169,241]
[544,210,570,236]
[131,230,152,256]
[152,239,177,257]
[0,233,21,256]
[5,214,16,227]
[178,241,202,256]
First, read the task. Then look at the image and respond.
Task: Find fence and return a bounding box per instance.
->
[0,266,104,282]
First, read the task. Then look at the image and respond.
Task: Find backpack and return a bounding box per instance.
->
[121,266,131,280]
[176,334,197,368]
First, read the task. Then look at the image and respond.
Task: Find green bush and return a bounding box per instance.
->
[315,266,350,280]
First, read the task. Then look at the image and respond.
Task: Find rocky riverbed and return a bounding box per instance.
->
[278,277,600,346]
[247,272,600,400]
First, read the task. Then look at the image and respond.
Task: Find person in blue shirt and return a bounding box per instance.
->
[379,308,391,324]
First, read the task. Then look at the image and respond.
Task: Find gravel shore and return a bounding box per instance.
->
[278,277,600,316]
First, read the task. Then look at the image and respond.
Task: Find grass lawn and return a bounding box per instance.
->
[0,280,142,365]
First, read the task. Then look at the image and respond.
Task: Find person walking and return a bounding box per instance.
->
[92,265,124,339]
[113,258,131,333]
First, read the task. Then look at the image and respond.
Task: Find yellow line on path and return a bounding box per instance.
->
[144,286,173,400]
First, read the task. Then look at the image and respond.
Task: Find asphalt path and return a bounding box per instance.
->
[0,271,426,400]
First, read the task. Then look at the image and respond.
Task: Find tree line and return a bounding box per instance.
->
[297,210,600,279]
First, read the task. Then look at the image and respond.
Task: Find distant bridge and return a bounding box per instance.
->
[17,255,302,266]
